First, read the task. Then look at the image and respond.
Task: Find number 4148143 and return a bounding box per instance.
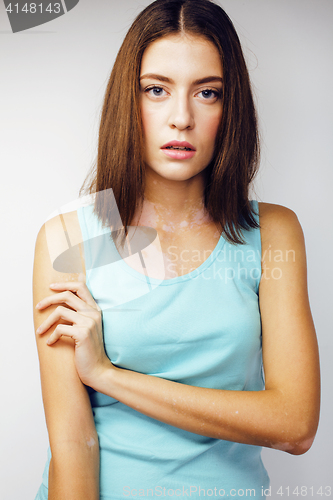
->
[276,486,331,496]
[5,3,61,14]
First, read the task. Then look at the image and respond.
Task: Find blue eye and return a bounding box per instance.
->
[145,86,166,97]
[199,89,221,100]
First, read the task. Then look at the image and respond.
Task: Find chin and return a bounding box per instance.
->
[161,171,202,182]
[147,163,207,183]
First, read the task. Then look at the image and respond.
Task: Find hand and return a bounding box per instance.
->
[35,274,112,387]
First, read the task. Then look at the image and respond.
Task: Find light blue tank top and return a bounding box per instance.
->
[35,199,270,500]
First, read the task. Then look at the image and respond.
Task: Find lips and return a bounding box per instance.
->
[161,140,196,160]
[161,140,196,151]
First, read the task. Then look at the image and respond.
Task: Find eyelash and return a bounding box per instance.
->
[143,85,222,100]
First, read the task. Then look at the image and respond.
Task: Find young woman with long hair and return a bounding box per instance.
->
[33,1,320,499]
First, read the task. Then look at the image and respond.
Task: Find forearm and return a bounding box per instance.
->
[93,364,316,455]
[48,441,99,500]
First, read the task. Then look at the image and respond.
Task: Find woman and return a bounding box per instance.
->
[33,0,320,498]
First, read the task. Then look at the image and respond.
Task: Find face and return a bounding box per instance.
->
[139,34,223,183]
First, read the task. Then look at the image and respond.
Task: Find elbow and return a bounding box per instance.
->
[288,407,320,455]
[271,389,320,455]
[286,434,316,455]
[271,414,319,455]
[276,424,318,456]
[271,433,316,456]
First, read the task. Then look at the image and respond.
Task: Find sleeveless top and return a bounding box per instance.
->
[36,199,270,500]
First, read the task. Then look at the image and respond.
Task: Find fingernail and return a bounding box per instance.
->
[36,326,42,334]
[35,302,41,309]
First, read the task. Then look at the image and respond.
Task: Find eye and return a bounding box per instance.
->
[144,86,167,98]
[197,89,222,100]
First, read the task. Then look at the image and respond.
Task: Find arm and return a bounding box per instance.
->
[42,204,320,455]
[33,213,99,499]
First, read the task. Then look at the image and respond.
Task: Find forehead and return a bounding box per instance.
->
[140,34,222,79]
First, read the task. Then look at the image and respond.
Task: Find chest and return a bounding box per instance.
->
[159,225,222,278]
[114,223,222,280]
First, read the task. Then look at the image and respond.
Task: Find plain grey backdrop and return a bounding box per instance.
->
[0,0,332,498]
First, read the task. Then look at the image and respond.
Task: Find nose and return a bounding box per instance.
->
[168,91,195,130]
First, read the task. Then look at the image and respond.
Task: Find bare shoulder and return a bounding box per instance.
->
[258,201,302,232]
[35,209,84,277]
[36,209,82,247]
[257,202,305,255]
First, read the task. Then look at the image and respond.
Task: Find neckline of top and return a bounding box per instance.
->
[109,227,227,287]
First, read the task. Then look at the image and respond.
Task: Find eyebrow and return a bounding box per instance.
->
[139,73,223,85]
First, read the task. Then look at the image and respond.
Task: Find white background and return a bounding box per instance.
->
[0,0,332,498]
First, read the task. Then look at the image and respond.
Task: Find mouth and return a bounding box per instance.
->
[165,146,193,151]
[160,141,196,160]
[161,141,196,151]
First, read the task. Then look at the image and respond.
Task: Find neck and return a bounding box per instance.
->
[134,166,212,231]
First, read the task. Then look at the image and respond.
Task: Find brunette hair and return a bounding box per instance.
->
[80,0,260,244]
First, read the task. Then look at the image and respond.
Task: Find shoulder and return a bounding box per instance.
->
[35,209,83,261]
[36,209,82,245]
[257,202,305,253]
[258,201,301,230]
[33,209,83,294]
[257,202,307,282]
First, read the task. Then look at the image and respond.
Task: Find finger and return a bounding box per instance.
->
[49,281,99,310]
[46,323,80,346]
[36,290,93,314]
[36,305,82,335]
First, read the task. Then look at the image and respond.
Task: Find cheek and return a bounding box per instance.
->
[206,114,221,144]
[140,104,161,140]
[201,113,222,147]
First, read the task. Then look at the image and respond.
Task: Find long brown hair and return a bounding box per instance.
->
[80,0,260,244]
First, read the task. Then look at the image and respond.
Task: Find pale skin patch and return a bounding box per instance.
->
[86,437,97,448]
[134,198,212,233]
[270,435,315,454]
[297,436,315,453]
[128,198,222,278]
